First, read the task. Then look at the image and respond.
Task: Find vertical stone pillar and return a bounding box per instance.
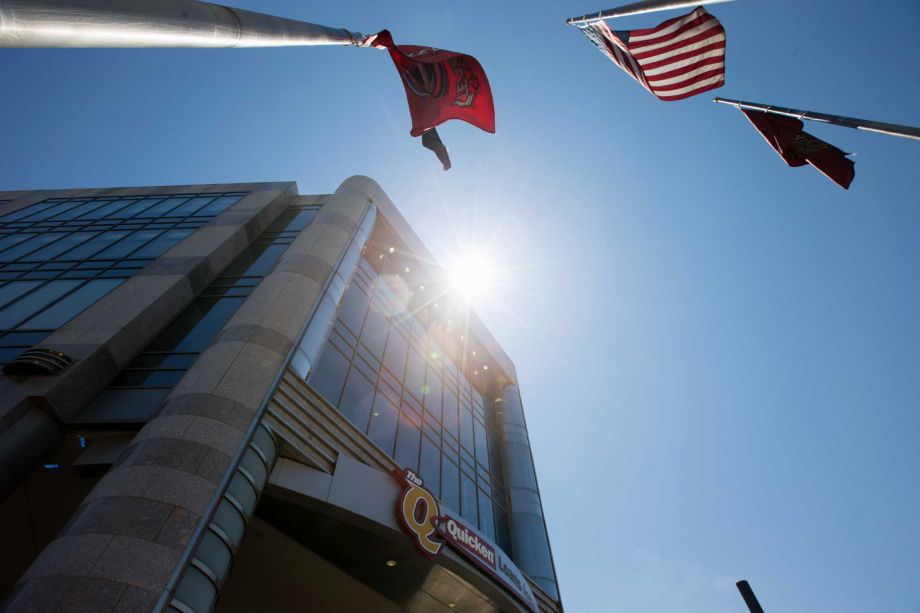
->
[498,384,559,599]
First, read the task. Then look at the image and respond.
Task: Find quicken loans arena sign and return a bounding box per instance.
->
[393,468,538,612]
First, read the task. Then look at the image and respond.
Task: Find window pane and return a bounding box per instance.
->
[404,348,426,401]
[0,281,42,309]
[338,285,369,336]
[0,234,30,253]
[394,417,420,472]
[474,418,490,469]
[419,435,441,497]
[28,232,97,261]
[360,306,388,359]
[21,278,123,329]
[170,196,215,217]
[137,196,190,218]
[460,406,475,453]
[0,233,64,262]
[441,459,460,514]
[95,230,162,259]
[338,369,375,432]
[461,474,478,525]
[76,198,138,220]
[62,231,130,259]
[478,491,495,539]
[147,297,244,353]
[443,387,459,439]
[424,372,442,422]
[0,280,81,328]
[308,346,350,406]
[195,196,240,217]
[367,392,398,454]
[382,330,408,380]
[131,228,193,258]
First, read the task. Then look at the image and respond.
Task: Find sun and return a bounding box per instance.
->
[446,250,496,303]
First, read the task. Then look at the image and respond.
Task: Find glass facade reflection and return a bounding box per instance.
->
[0,192,245,363]
[308,256,512,553]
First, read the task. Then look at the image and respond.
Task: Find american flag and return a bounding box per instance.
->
[577,7,726,101]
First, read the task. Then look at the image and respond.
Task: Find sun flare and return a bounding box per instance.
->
[446,251,496,302]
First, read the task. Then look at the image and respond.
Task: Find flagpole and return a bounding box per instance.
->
[736,581,766,613]
[714,97,920,142]
[566,0,735,25]
[0,0,366,48]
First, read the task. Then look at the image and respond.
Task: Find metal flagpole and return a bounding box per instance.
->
[714,97,920,142]
[736,580,766,613]
[0,0,365,48]
[566,0,735,26]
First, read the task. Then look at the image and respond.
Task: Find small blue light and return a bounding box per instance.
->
[78,436,87,448]
[42,463,60,470]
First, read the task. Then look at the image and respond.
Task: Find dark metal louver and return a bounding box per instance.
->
[2,348,74,375]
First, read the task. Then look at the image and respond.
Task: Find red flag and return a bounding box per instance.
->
[741,109,855,189]
[577,7,726,101]
[366,30,495,137]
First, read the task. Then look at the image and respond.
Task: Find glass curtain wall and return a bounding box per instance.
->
[74,205,319,425]
[307,255,513,554]
[0,192,246,363]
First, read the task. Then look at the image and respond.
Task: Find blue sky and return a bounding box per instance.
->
[2,1,919,611]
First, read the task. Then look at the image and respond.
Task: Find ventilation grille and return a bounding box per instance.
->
[3,347,74,375]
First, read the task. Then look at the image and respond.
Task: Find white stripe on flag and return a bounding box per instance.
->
[629,19,721,54]
[653,73,724,98]
[646,61,726,87]
[627,8,705,42]
[636,33,726,67]
[642,46,726,76]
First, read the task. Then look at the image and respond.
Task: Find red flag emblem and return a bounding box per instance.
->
[741,109,855,190]
[366,30,495,137]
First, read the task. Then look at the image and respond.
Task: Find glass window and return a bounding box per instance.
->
[0,280,80,328]
[129,229,192,258]
[338,285,369,337]
[147,297,244,353]
[21,279,122,329]
[394,417,421,472]
[76,199,138,220]
[338,369,375,432]
[474,418,490,469]
[0,281,42,309]
[94,229,162,259]
[419,435,441,497]
[424,372,442,423]
[460,406,475,453]
[382,330,408,380]
[367,391,399,455]
[26,232,97,261]
[61,231,130,259]
[461,475,478,526]
[405,348,426,401]
[0,233,63,261]
[195,196,240,217]
[360,306,388,359]
[441,459,460,514]
[443,388,459,439]
[308,345,350,406]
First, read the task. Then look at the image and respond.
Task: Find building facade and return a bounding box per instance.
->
[0,177,561,612]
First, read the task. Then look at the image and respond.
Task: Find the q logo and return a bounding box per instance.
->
[394,468,443,558]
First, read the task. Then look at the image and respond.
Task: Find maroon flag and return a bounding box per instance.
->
[577,7,725,101]
[366,30,495,137]
[741,109,855,189]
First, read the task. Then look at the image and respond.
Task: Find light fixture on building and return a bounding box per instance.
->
[388,247,395,254]
[447,603,456,609]
[482,365,488,371]
[385,560,398,567]
[471,350,477,356]
[419,285,425,291]
[404,267,410,273]
[378,254,384,260]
